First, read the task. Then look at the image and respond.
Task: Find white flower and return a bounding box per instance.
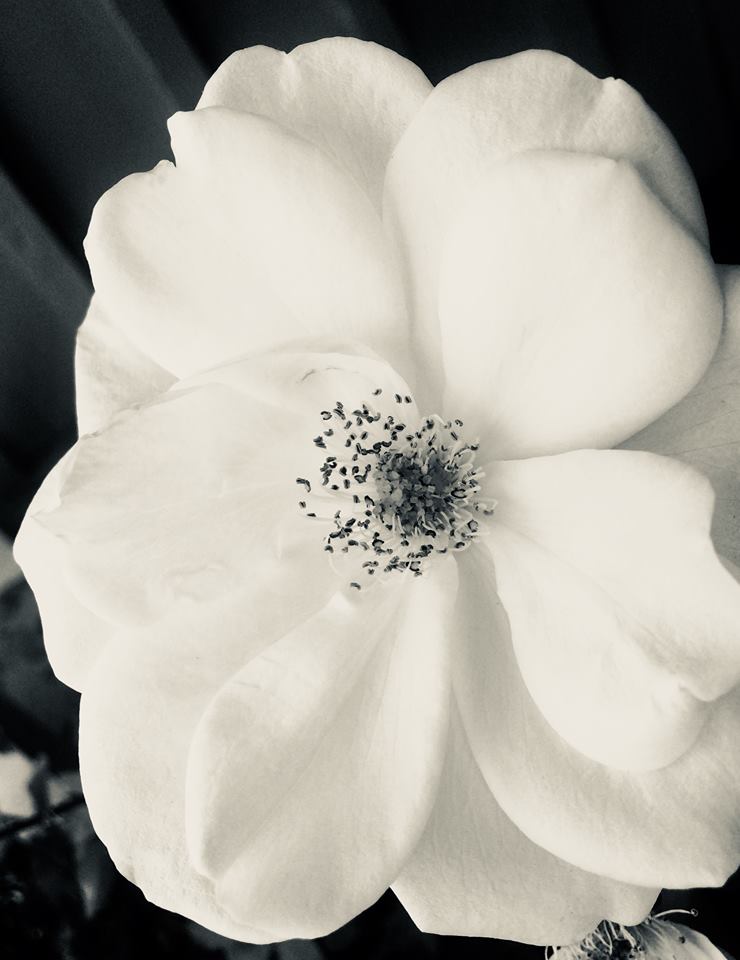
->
[554,916,729,960]
[13,38,740,947]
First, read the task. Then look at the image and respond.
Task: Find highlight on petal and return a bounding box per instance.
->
[385,48,708,400]
[623,266,740,568]
[454,549,740,889]
[198,38,431,210]
[483,449,740,771]
[392,705,657,945]
[440,151,722,458]
[185,561,456,940]
[75,296,176,435]
[86,107,408,378]
[14,448,112,692]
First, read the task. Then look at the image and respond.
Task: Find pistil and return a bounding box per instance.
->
[297,389,495,587]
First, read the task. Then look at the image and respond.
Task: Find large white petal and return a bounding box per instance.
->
[198,38,431,210]
[34,382,319,628]
[454,549,740,889]
[78,580,332,943]
[186,561,456,939]
[86,107,408,378]
[623,266,740,566]
[385,48,707,402]
[392,705,657,945]
[75,296,176,435]
[482,449,740,771]
[439,151,721,457]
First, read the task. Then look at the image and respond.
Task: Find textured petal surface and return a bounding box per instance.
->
[186,561,456,939]
[440,151,721,458]
[624,266,740,567]
[78,583,332,943]
[35,383,318,627]
[385,48,708,400]
[482,449,740,770]
[392,705,657,944]
[199,38,431,210]
[14,448,111,692]
[86,108,408,378]
[455,549,740,889]
[75,296,176,435]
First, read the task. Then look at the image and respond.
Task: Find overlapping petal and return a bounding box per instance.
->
[624,266,740,567]
[454,549,740,889]
[440,151,721,458]
[186,562,456,939]
[392,705,657,945]
[78,592,304,943]
[14,448,112,691]
[198,38,431,210]
[482,449,740,770]
[385,48,708,400]
[34,383,319,627]
[75,296,176,435]
[86,107,408,378]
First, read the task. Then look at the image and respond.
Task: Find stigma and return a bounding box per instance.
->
[296,389,495,588]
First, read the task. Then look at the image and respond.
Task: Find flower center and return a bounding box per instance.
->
[296,389,495,589]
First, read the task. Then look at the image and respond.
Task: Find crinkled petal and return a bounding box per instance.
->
[78,579,335,943]
[186,560,457,940]
[14,448,111,692]
[440,151,721,457]
[384,48,707,401]
[454,549,740,889]
[482,449,740,771]
[392,704,657,945]
[86,108,408,378]
[75,296,176,435]
[198,38,431,210]
[623,266,740,567]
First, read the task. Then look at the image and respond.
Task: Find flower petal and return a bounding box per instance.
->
[385,49,707,401]
[623,266,740,567]
[75,296,176,435]
[454,548,740,889]
[482,449,740,771]
[186,560,457,940]
[440,151,721,457]
[14,448,111,692]
[198,38,431,210]
[392,704,657,944]
[78,587,325,943]
[86,107,408,378]
[34,382,320,628]
[642,923,728,960]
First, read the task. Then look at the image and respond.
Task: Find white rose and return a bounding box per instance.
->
[14,38,740,948]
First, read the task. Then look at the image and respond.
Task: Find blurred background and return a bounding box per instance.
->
[0,1,739,957]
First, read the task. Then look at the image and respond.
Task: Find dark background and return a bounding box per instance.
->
[0,1,739,957]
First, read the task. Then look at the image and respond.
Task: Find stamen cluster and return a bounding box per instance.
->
[296,389,495,588]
